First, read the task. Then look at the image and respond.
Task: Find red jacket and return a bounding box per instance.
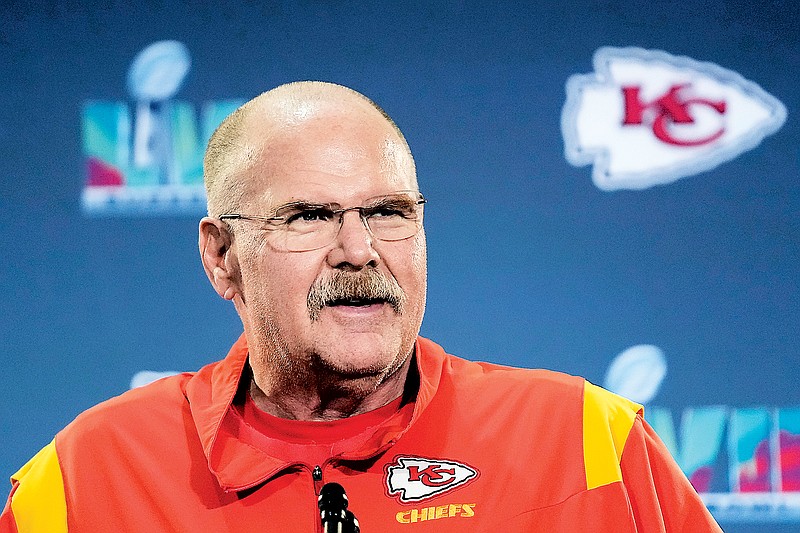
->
[2,336,721,531]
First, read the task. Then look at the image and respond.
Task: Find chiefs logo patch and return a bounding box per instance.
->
[385,456,479,503]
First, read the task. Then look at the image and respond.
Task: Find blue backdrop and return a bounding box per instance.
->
[1,2,797,530]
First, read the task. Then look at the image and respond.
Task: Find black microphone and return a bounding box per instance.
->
[318,482,360,533]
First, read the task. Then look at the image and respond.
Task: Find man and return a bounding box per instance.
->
[1,82,722,531]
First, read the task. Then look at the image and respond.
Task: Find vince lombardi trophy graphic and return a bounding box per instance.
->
[603,344,667,405]
[127,41,191,185]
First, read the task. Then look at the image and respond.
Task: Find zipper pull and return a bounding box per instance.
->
[312,464,323,495]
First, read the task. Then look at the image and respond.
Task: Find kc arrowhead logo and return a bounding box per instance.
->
[561,47,786,191]
[385,456,479,503]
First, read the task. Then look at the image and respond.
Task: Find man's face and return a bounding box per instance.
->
[231,103,427,386]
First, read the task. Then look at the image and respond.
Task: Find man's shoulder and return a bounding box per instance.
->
[422,339,641,421]
[450,356,641,421]
[442,350,586,397]
[59,370,197,443]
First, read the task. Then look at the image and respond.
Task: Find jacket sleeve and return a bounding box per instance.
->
[621,415,723,532]
[0,489,19,533]
[0,440,68,533]
[582,381,722,532]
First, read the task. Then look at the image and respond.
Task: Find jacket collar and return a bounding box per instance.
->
[186,333,447,492]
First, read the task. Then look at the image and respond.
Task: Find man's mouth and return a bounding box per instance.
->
[307,269,405,321]
[327,297,387,308]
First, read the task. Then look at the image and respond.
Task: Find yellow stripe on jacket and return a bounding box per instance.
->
[10,440,67,533]
[582,382,643,490]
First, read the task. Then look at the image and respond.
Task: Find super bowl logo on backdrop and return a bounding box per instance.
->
[561,47,786,191]
[605,345,800,524]
[81,40,244,216]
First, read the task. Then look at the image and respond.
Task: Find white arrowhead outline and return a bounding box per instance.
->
[385,455,479,503]
[561,46,787,191]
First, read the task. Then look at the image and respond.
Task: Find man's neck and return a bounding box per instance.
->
[248,355,414,421]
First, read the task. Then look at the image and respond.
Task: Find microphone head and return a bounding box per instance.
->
[318,482,349,512]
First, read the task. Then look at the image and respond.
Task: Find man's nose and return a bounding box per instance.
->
[326,210,380,269]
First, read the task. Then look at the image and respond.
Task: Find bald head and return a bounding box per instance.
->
[203,81,417,217]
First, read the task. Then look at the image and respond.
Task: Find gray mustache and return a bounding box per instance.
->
[307,269,405,320]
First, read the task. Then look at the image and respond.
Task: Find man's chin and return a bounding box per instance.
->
[314,351,400,380]
[306,319,412,381]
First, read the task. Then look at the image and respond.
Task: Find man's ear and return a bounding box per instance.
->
[199,217,240,301]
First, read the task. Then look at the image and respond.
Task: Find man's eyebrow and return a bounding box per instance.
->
[364,195,416,209]
[375,195,415,204]
[272,199,340,213]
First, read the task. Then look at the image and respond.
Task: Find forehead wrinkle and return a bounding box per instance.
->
[265,125,414,189]
[241,128,368,193]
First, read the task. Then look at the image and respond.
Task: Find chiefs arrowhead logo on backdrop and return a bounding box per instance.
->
[561,47,786,191]
[385,456,479,503]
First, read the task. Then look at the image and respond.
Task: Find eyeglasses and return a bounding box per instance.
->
[219,190,427,252]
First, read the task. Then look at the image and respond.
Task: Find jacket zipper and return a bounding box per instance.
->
[312,464,324,533]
